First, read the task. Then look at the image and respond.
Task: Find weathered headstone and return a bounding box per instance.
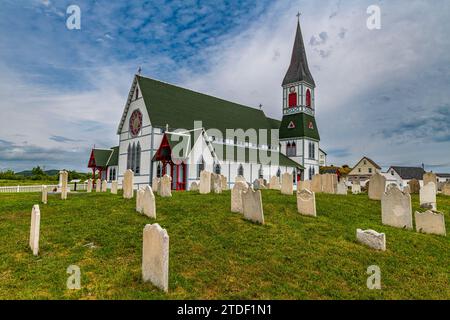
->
[41,186,48,204]
[356,229,386,251]
[96,179,101,193]
[442,183,450,196]
[415,210,446,236]
[142,186,156,219]
[403,185,411,194]
[235,176,246,184]
[420,182,437,210]
[242,187,264,224]
[381,186,413,229]
[199,170,211,194]
[221,175,228,191]
[123,169,134,199]
[152,177,160,195]
[352,180,361,194]
[142,224,169,292]
[311,174,322,193]
[298,180,311,192]
[269,176,281,190]
[408,179,420,194]
[296,189,316,217]
[159,175,172,197]
[136,188,145,213]
[190,181,199,191]
[368,173,386,200]
[60,170,68,200]
[111,181,118,194]
[280,172,293,195]
[212,173,222,194]
[101,180,108,192]
[231,181,248,213]
[322,174,337,194]
[257,179,266,189]
[336,181,348,195]
[29,205,40,256]
[423,172,437,190]
[86,179,92,193]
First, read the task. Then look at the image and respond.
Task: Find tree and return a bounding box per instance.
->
[31,166,45,176]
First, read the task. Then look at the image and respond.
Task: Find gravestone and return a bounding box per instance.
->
[142,224,169,292]
[352,180,361,194]
[211,173,222,194]
[152,177,160,195]
[356,229,386,251]
[403,185,411,194]
[311,174,322,193]
[221,175,228,191]
[336,181,348,195]
[415,210,446,236]
[269,176,280,190]
[257,179,266,189]
[86,179,92,193]
[60,170,68,200]
[136,189,145,213]
[101,180,108,192]
[298,180,311,192]
[231,181,248,213]
[29,205,41,256]
[368,173,386,200]
[41,186,48,204]
[96,179,101,192]
[190,181,199,191]
[296,189,316,217]
[242,187,264,224]
[442,183,450,196]
[159,175,172,198]
[111,181,118,194]
[123,169,134,199]
[381,186,413,229]
[280,172,293,195]
[420,182,437,210]
[423,172,437,190]
[408,179,420,194]
[143,186,156,219]
[199,171,211,194]
[322,174,337,194]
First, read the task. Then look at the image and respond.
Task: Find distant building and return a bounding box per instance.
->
[347,157,381,185]
[437,173,450,183]
[319,148,327,166]
[384,166,425,189]
[88,147,119,181]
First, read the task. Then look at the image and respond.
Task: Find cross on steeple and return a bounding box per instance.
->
[296,11,301,22]
[137,66,142,75]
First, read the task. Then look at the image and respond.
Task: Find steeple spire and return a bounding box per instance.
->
[282,18,315,87]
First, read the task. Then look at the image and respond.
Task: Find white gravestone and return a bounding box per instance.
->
[152,177,160,195]
[381,186,413,229]
[123,169,134,199]
[212,173,222,194]
[221,175,228,191]
[415,210,446,236]
[311,174,322,193]
[322,174,337,194]
[60,170,68,200]
[231,181,248,214]
[296,189,316,217]
[142,224,169,292]
[420,182,437,210]
[269,176,281,190]
[235,176,246,184]
[41,186,48,204]
[86,179,92,193]
[136,189,145,214]
[356,229,386,251]
[29,205,41,256]
[280,172,293,195]
[111,181,118,194]
[336,181,348,195]
[143,186,156,219]
[200,171,212,194]
[352,181,361,194]
[96,179,101,193]
[443,183,450,196]
[423,172,437,191]
[101,180,108,192]
[190,181,199,191]
[298,180,311,192]
[368,173,386,200]
[159,175,172,198]
[242,187,264,224]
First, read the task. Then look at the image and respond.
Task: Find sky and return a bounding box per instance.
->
[0,0,449,173]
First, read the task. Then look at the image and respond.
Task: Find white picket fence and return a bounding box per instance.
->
[0,183,88,193]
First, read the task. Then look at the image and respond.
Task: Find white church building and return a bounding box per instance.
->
[88,19,323,190]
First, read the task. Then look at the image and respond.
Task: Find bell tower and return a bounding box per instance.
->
[279,15,321,180]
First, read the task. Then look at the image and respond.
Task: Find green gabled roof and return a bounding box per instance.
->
[106,146,119,166]
[136,76,277,136]
[211,143,304,169]
[279,113,320,141]
[92,149,113,167]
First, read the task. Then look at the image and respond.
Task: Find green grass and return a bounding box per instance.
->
[0,190,448,300]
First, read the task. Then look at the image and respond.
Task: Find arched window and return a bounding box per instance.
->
[288,87,297,107]
[127,144,132,170]
[113,168,117,180]
[293,169,297,183]
[197,157,204,178]
[135,142,141,174]
[157,163,162,178]
[238,164,244,176]
[131,143,136,173]
[291,142,297,156]
[286,142,291,156]
[214,163,221,175]
[258,165,264,179]
[306,89,311,107]
[309,167,314,180]
[277,168,281,177]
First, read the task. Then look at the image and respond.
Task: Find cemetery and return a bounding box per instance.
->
[0,172,449,300]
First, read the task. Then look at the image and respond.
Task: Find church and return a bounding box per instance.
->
[88,19,323,190]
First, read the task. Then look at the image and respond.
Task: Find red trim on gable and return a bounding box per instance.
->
[88,150,96,168]
[154,134,172,161]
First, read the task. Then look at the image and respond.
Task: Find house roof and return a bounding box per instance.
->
[279,112,320,140]
[282,21,315,87]
[389,166,425,180]
[319,148,327,155]
[437,173,450,178]
[107,146,119,166]
[89,147,118,168]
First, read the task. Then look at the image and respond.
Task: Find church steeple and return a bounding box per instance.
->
[282,19,315,87]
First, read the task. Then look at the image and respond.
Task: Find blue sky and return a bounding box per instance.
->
[0,0,449,173]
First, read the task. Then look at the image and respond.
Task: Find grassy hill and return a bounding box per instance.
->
[0,190,448,299]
